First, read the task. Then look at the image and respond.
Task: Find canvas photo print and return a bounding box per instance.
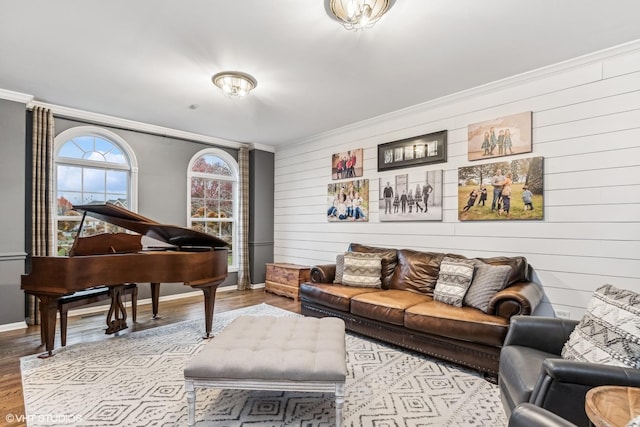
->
[379,170,443,221]
[458,156,544,221]
[467,111,532,161]
[327,179,369,222]
[331,148,363,180]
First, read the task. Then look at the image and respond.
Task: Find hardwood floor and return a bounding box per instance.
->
[0,289,300,427]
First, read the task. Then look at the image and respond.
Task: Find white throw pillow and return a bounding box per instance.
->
[433,257,475,307]
[561,284,640,369]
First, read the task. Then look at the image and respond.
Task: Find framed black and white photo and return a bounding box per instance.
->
[377,130,447,172]
[379,170,443,221]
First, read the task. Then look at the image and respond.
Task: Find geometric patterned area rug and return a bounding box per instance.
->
[21,303,507,426]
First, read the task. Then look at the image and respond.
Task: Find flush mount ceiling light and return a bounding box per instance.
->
[326,0,395,30]
[211,71,257,98]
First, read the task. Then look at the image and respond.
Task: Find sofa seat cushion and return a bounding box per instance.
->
[300,283,382,312]
[404,300,509,347]
[499,345,555,410]
[351,289,432,326]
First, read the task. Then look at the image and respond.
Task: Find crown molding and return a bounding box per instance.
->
[0,88,33,104]
[293,38,640,147]
[28,100,249,150]
[248,142,276,153]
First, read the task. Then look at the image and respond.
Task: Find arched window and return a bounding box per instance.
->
[54,127,138,256]
[188,149,238,270]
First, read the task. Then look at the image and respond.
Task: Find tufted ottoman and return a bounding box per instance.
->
[184,315,347,426]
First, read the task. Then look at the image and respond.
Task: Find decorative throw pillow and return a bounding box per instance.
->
[463,260,511,313]
[561,284,640,369]
[342,252,382,288]
[333,253,345,284]
[433,257,475,307]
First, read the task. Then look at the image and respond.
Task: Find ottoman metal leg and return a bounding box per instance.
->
[185,379,196,427]
[335,382,345,427]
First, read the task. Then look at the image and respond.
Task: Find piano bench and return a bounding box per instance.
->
[53,284,138,347]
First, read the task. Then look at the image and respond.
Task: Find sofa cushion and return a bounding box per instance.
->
[349,243,397,290]
[342,252,382,288]
[333,253,345,284]
[463,261,511,312]
[390,249,445,296]
[561,284,640,368]
[477,256,528,285]
[404,300,509,347]
[351,289,432,326]
[433,257,475,307]
[300,283,382,312]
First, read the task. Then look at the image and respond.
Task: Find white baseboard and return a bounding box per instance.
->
[0,321,28,332]
[251,282,265,289]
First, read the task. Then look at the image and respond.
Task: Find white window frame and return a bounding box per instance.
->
[53,126,138,253]
[187,148,239,272]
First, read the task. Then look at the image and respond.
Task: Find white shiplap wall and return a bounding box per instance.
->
[273,41,640,320]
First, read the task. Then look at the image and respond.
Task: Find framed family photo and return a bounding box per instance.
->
[379,170,443,221]
[331,148,363,180]
[458,156,544,221]
[327,179,369,222]
[377,130,447,172]
[467,111,532,161]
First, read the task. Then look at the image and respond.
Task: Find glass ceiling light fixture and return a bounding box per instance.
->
[326,0,395,30]
[211,71,257,98]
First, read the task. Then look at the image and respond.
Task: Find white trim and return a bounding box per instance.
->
[0,87,33,104]
[0,251,27,261]
[292,38,640,148]
[0,321,28,332]
[30,100,248,150]
[250,282,265,290]
[249,143,275,153]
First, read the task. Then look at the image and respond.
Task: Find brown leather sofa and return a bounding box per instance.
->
[300,243,544,375]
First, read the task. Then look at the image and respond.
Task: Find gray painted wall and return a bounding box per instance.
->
[0,99,27,324]
[54,118,239,300]
[249,150,274,283]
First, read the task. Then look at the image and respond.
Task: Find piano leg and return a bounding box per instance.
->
[38,295,59,358]
[151,282,160,319]
[106,285,128,334]
[190,281,222,339]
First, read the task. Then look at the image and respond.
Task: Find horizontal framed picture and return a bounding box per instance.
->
[467,111,532,161]
[379,170,443,221]
[458,156,544,221]
[331,148,363,180]
[377,130,447,172]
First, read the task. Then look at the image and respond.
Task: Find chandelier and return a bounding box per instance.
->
[327,0,395,30]
[211,71,257,98]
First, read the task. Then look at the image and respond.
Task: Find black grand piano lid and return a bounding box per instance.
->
[72,203,229,249]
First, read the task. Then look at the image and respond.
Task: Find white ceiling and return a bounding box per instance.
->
[2,1,640,148]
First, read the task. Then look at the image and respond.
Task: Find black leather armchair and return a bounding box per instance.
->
[499,315,640,427]
[509,404,577,427]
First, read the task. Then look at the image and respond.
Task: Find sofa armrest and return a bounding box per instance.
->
[508,404,577,427]
[503,316,578,353]
[488,281,544,319]
[310,264,336,283]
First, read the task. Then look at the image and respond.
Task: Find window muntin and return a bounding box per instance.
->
[188,150,238,270]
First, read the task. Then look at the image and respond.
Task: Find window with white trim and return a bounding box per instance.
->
[54,127,138,256]
[187,149,238,270]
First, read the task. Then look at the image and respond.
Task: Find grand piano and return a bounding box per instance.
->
[21,203,228,358]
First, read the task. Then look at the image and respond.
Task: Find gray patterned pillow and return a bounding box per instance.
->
[463,261,511,312]
[433,257,475,307]
[333,253,345,284]
[342,252,382,288]
[561,284,640,368]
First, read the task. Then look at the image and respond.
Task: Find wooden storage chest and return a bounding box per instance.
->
[265,263,310,301]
